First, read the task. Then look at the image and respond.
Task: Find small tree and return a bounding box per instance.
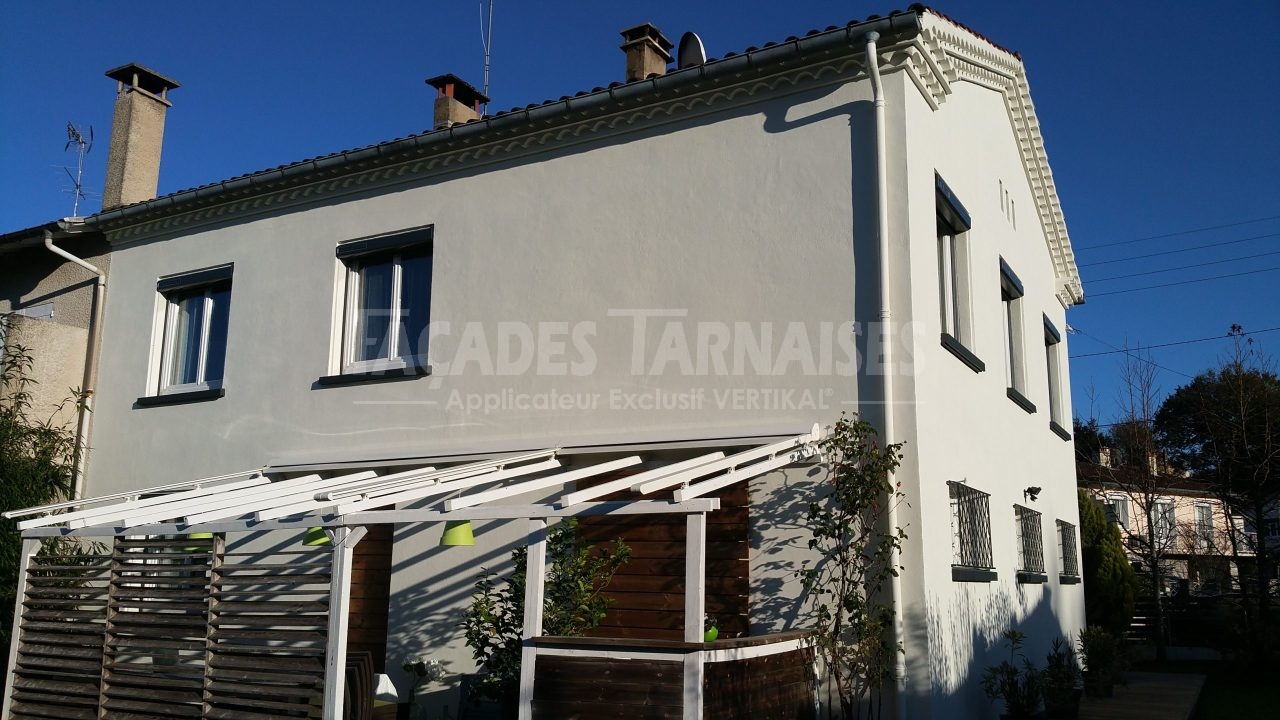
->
[1,323,81,679]
[463,519,630,710]
[1077,489,1136,636]
[797,414,906,720]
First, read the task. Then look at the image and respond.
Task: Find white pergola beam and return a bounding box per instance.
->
[632,426,820,496]
[19,473,269,530]
[332,458,563,516]
[322,525,367,720]
[182,469,387,524]
[558,452,726,508]
[445,456,642,511]
[346,498,720,524]
[253,465,451,521]
[673,446,817,502]
[517,519,548,720]
[2,468,262,519]
[317,449,557,502]
[0,539,39,719]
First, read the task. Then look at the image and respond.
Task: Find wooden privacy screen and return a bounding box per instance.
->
[7,534,335,720]
[577,473,750,641]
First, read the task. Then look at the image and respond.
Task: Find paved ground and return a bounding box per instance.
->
[1079,671,1206,720]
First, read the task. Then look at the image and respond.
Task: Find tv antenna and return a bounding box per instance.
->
[63,121,94,217]
[479,0,494,115]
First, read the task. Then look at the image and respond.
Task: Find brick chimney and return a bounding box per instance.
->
[620,23,673,82]
[101,63,179,210]
[425,74,489,129]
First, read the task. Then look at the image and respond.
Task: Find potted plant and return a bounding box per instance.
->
[982,629,1045,720]
[1076,625,1124,698]
[1042,636,1082,719]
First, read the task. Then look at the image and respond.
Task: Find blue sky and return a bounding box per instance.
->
[3,1,1278,425]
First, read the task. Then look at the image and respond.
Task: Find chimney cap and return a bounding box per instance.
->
[105,63,181,94]
[620,23,674,53]
[426,73,490,106]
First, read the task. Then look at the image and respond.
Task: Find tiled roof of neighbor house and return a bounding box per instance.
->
[1077,460,1218,495]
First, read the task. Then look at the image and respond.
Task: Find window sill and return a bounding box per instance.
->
[940,333,985,373]
[952,566,998,583]
[1007,387,1037,414]
[1016,571,1048,584]
[1059,574,1081,585]
[1050,420,1072,441]
[135,388,225,407]
[316,364,431,387]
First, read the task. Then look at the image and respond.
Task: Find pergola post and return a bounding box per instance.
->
[683,512,707,720]
[323,525,367,720]
[1,538,40,719]
[518,518,548,720]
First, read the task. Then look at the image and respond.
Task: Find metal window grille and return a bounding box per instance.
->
[1016,505,1044,573]
[949,482,993,569]
[1057,520,1079,576]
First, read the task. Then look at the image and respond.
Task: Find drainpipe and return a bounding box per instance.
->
[43,229,104,500]
[865,31,908,720]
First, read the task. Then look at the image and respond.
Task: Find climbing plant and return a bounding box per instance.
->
[797,413,907,720]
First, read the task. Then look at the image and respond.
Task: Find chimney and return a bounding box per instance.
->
[620,23,673,83]
[101,63,180,210]
[425,74,489,130]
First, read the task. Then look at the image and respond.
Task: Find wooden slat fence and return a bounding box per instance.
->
[5,534,340,720]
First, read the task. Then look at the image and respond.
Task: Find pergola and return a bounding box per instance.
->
[3,426,821,720]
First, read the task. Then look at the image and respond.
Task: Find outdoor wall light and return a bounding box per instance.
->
[1023,486,1042,502]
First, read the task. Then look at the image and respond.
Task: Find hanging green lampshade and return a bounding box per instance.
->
[439,520,475,547]
[303,527,332,547]
[182,532,213,552]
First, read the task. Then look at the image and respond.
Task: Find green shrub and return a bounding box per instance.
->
[1078,490,1136,636]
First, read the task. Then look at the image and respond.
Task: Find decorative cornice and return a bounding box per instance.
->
[918,12,1084,307]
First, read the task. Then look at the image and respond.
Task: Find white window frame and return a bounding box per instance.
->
[1107,494,1130,530]
[1153,498,1176,546]
[335,226,433,376]
[1001,260,1026,393]
[1044,317,1066,431]
[153,265,233,396]
[1194,502,1213,551]
[936,175,973,347]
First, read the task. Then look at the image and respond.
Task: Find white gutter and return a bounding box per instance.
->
[43,229,104,500]
[865,31,908,720]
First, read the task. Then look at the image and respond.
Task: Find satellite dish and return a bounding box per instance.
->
[678,32,707,69]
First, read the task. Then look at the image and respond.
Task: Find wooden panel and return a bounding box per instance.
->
[202,546,331,719]
[8,546,111,720]
[346,525,392,672]
[578,468,749,642]
[703,648,816,720]
[532,655,682,720]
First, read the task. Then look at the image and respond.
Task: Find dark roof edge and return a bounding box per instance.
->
[90,10,922,231]
[0,218,100,254]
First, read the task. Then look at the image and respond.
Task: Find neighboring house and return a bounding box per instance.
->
[0,63,180,496]
[3,8,1085,720]
[1078,459,1256,596]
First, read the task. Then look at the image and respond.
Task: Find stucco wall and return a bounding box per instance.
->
[896,71,1085,719]
[0,314,87,429]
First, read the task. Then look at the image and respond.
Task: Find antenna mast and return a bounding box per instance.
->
[63,122,94,217]
[479,0,494,115]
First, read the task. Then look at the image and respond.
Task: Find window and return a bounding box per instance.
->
[1154,499,1176,547]
[329,227,433,381]
[948,482,995,581]
[1105,495,1130,530]
[936,173,984,373]
[1044,317,1069,439]
[1195,503,1214,551]
[1057,520,1080,581]
[144,264,233,404]
[1015,505,1045,582]
[1001,259,1034,413]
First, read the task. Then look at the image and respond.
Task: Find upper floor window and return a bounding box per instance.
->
[1044,317,1069,439]
[1105,494,1130,530]
[1194,503,1214,551]
[1153,499,1176,547]
[154,264,233,399]
[335,227,433,376]
[936,173,983,373]
[1015,504,1045,582]
[1001,259,1034,413]
[949,481,995,581]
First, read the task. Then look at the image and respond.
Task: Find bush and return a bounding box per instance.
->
[463,518,629,708]
[1078,490,1136,636]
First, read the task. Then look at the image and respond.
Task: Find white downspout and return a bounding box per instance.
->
[43,230,105,500]
[865,31,908,720]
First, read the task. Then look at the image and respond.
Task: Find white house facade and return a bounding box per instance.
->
[4,8,1085,720]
